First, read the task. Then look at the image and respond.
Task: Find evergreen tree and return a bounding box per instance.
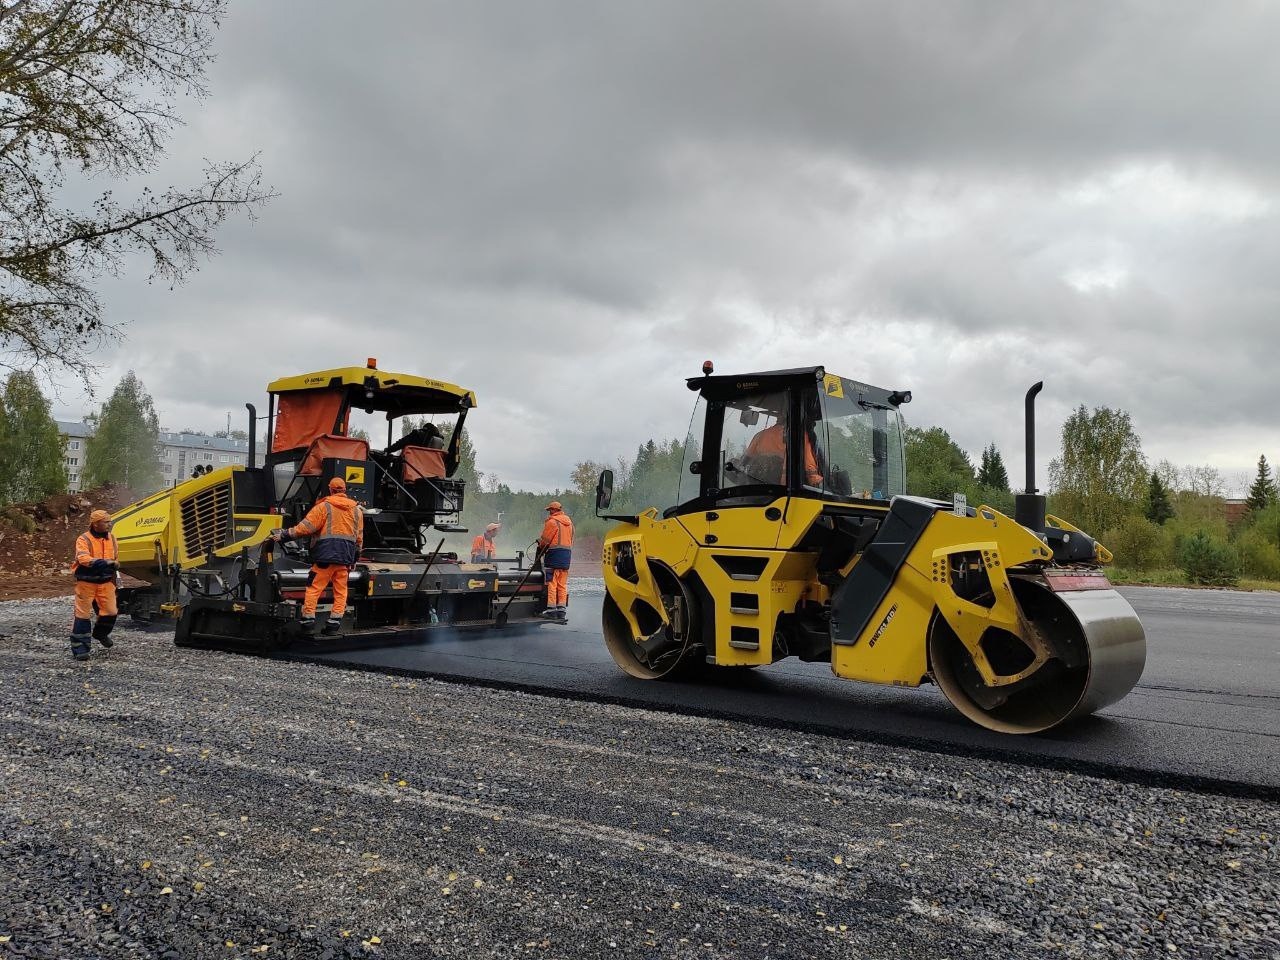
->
[1144,471,1175,525]
[1245,454,1279,514]
[0,371,68,504]
[83,372,162,492]
[976,443,1011,490]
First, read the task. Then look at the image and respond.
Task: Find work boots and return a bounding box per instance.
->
[70,618,92,661]
[541,605,569,624]
[93,615,117,648]
[321,617,343,637]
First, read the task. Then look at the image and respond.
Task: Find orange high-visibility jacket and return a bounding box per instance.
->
[471,534,496,561]
[72,530,119,584]
[539,513,574,551]
[288,494,365,566]
[744,423,822,486]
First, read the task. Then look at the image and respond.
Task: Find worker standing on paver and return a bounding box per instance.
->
[271,477,364,636]
[471,522,501,563]
[537,501,573,623]
[69,509,120,661]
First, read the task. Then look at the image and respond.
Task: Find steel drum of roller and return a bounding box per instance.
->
[929,578,1148,734]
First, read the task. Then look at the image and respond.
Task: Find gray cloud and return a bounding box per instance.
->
[57,0,1280,495]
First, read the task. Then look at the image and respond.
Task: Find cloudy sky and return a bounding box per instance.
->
[53,1,1280,494]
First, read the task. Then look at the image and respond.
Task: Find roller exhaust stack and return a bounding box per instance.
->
[1014,381,1047,533]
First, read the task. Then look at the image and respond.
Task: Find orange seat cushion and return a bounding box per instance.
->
[402,445,447,481]
[299,434,370,476]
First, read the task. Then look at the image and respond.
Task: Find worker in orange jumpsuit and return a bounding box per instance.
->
[742,421,823,486]
[470,522,501,563]
[69,509,120,661]
[537,501,573,623]
[271,476,364,636]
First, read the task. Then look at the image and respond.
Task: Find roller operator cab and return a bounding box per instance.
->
[110,360,547,650]
[597,365,1147,733]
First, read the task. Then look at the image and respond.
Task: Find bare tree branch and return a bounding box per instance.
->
[0,0,270,381]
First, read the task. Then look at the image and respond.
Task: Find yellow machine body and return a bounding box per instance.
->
[111,465,279,581]
[604,498,1048,683]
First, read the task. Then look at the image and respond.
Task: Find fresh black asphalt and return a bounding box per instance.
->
[298,585,1280,795]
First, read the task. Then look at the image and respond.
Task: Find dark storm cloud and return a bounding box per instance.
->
[61,0,1280,492]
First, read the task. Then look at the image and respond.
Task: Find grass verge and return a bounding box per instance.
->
[1109,566,1280,592]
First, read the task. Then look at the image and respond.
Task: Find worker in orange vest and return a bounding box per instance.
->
[741,421,823,486]
[537,501,573,623]
[470,522,500,563]
[69,509,120,661]
[271,476,364,636]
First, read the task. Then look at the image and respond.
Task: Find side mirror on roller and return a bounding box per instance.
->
[595,469,614,514]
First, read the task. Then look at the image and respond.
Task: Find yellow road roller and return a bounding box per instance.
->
[595,365,1146,734]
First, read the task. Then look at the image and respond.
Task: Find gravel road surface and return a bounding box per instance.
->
[2,597,1277,959]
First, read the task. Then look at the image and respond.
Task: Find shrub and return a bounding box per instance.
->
[1101,515,1172,571]
[0,506,36,534]
[1247,504,1280,549]
[1177,531,1240,587]
[1235,527,1280,582]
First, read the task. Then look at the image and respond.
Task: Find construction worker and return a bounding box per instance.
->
[741,421,823,486]
[69,509,119,661]
[471,522,500,563]
[537,501,573,622]
[388,421,443,454]
[271,476,364,635]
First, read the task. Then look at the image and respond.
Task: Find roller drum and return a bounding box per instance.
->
[930,582,1146,734]
[1053,587,1148,722]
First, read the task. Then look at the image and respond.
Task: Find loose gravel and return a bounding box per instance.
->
[1,596,1276,959]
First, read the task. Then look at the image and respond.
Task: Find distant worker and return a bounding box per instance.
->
[69,509,120,661]
[388,421,443,454]
[271,476,365,636]
[537,501,574,623]
[471,522,501,563]
[741,420,823,487]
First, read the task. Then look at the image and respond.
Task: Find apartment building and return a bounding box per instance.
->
[58,421,261,492]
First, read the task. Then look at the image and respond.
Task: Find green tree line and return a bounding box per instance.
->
[5,369,1279,588]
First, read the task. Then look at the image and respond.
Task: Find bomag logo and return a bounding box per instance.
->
[138,516,166,526]
[868,604,897,649]
[303,375,328,385]
[345,466,366,484]
[823,374,845,399]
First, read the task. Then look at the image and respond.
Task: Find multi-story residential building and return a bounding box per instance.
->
[59,421,91,492]
[57,421,262,493]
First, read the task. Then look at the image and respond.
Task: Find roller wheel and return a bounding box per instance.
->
[929,577,1144,734]
[602,572,700,680]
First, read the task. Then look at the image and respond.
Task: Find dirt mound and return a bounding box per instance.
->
[0,484,136,601]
